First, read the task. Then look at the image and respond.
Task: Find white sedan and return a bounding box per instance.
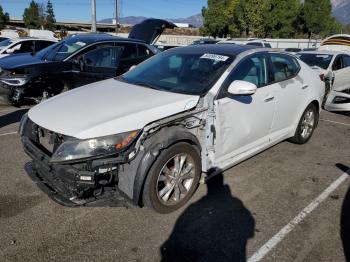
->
[298,51,350,112]
[0,37,56,59]
[20,45,324,213]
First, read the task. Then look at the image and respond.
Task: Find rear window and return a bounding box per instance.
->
[297,53,333,70]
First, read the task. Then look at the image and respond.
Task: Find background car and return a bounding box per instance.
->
[246,40,272,48]
[20,44,324,213]
[297,51,350,111]
[0,19,175,105]
[284,48,302,54]
[0,37,56,59]
[191,38,219,45]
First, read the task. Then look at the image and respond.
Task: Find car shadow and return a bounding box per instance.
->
[0,109,28,128]
[337,163,350,262]
[160,173,255,262]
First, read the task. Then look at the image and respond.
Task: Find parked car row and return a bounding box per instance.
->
[0,19,175,105]
[19,43,325,213]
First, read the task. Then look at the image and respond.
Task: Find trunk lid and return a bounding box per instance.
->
[128,19,177,45]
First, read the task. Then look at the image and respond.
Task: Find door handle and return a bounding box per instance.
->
[264,96,274,102]
[302,84,308,89]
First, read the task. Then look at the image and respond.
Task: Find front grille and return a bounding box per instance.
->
[38,128,55,154]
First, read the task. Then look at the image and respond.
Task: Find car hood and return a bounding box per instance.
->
[128,19,177,45]
[28,78,200,139]
[0,53,45,69]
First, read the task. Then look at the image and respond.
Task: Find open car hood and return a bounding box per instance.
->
[128,19,177,45]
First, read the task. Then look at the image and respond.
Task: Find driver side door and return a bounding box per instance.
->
[71,44,123,88]
[214,53,276,168]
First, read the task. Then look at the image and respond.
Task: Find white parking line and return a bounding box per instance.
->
[248,169,350,262]
[320,119,350,127]
[0,131,17,137]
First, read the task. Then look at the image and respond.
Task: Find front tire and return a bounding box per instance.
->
[142,142,201,213]
[290,103,318,144]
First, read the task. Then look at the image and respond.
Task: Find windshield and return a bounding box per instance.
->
[0,39,13,49]
[120,50,234,96]
[35,35,95,61]
[297,53,333,70]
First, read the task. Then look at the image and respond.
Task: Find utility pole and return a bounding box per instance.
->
[115,0,118,34]
[91,0,97,32]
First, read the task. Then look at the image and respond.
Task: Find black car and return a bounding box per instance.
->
[0,19,176,105]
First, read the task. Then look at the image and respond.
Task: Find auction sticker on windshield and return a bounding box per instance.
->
[200,53,229,61]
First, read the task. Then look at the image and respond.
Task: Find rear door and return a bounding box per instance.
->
[128,19,176,44]
[332,54,350,92]
[115,43,154,75]
[268,53,305,140]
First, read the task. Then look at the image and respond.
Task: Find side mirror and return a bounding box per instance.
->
[227,80,257,96]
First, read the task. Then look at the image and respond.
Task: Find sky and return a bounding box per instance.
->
[0,0,207,22]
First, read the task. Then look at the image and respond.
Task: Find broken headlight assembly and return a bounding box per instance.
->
[51,130,140,163]
[333,96,350,104]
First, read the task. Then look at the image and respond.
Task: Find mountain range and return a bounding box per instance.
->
[332,0,350,24]
[99,0,350,28]
[99,14,204,28]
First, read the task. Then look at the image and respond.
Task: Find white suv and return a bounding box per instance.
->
[20,44,324,213]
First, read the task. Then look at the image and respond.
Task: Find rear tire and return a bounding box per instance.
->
[289,103,318,144]
[142,142,201,214]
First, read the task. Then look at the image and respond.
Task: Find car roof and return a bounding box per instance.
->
[9,37,57,42]
[298,50,346,55]
[166,44,256,56]
[68,33,146,44]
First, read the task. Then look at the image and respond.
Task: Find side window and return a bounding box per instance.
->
[270,54,300,82]
[227,54,269,88]
[333,56,344,71]
[9,41,34,54]
[343,56,350,68]
[35,41,54,52]
[83,46,121,68]
[117,43,138,61]
[137,44,153,59]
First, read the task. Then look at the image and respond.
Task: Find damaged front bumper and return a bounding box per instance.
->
[22,135,136,208]
[325,90,350,112]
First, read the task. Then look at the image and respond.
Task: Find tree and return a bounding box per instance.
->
[303,0,338,38]
[45,0,56,31]
[264,0,300,38]
[241,0,268,37]
[0,5,9,30]
[200,0,229,38]
[23,0,40,29]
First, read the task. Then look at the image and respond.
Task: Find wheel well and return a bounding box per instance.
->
[137,136,201,207]
[310,100,320,126]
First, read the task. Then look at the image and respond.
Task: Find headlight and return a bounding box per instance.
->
[0,76,29,86]
[51,130,140,163]
[333,96,350,104]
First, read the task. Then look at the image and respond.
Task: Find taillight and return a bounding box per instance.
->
[319,74,325,82]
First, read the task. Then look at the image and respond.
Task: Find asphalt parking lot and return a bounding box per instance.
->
[0,105,349,262]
